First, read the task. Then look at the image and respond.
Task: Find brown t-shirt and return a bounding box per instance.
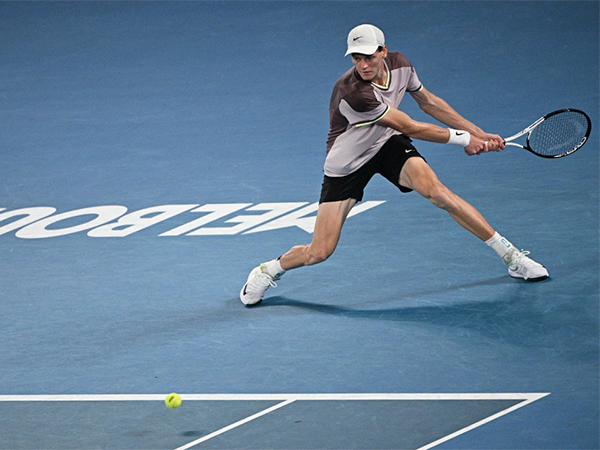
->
[324,52,422,177]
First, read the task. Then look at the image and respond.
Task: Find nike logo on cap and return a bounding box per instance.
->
[353,36,362,41]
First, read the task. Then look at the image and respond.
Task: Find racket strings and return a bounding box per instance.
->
[528,111,589,157]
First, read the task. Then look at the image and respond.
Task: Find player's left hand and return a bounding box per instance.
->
[481,133,505,150]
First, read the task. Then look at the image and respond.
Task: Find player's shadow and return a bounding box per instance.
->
[258,275,520,318]
[254,275,561,350]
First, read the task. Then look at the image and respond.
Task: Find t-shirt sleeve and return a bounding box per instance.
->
[338,86,389,127]
[407,66,423,93]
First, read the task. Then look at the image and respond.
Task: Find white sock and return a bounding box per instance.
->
[261,258,286,278]
[485,232,515,263]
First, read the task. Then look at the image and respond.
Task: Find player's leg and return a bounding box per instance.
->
[279,198,357,270]
[240,152,380,306]
[399,157,549,281]
[399,157,495,241]
[240,198,356,306]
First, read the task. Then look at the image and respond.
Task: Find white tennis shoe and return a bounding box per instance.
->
[240,264,279,306]
[504,248,549,281]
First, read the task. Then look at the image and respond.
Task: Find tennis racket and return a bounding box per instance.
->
[503,108,591,158]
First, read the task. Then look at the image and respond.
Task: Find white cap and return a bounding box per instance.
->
[345,24,385,57]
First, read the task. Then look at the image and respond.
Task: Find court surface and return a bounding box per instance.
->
[0,2,598,449]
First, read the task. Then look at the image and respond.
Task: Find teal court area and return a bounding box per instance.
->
[0,394,547,449]
[0,1,598,449]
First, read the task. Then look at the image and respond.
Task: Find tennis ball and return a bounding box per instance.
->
[165,393,182,409]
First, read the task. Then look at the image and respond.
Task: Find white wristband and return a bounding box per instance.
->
[447,129,471,147]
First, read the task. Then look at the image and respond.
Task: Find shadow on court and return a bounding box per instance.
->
[259,275,520,313]
[252,274,594,365]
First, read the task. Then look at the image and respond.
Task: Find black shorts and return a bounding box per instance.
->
[320,134,425,203]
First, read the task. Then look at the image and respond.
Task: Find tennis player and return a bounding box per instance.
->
[240,24,549,306]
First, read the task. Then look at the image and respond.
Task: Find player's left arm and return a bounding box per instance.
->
[410,87,504,148]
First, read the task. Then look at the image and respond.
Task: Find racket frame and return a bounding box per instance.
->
[503,108,592,158]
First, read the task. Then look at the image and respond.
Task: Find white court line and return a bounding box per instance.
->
[0,392,550,450]
[173,399,295,450]
[417,393,550,450]
[0,392,549,402]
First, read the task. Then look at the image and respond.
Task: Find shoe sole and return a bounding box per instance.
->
[509,272,549,282]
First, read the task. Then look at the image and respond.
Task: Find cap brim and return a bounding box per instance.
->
[344,44,380,57]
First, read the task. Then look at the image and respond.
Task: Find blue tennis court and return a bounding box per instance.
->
[0,1,598,449]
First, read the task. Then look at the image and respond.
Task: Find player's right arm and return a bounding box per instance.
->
[378,107,497,155]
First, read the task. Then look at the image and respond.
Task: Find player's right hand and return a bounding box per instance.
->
[465,135,501,156]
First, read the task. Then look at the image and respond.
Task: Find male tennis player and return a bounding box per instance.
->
[240,24,548,306]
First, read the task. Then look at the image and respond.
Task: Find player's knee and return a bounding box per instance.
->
[428,185,455,211]
[306,244,334,265]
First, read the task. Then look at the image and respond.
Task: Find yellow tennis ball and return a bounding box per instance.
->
[165,393,182,409]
